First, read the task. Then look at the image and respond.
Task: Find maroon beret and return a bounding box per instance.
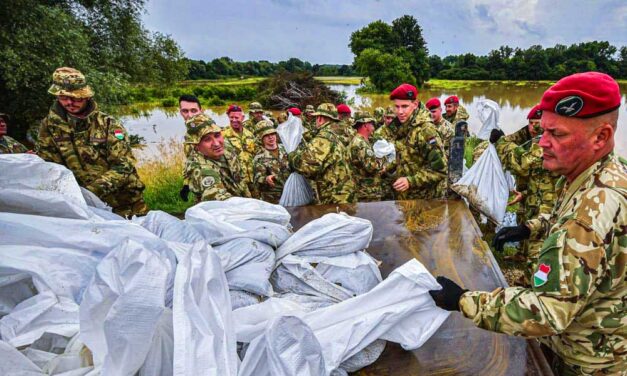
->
[538,72,621,118]
[288,107,302,116]
[425,97,441,110]
[389,83,418,100]
[336,104,351,114]
[527,104,542,120]
[226,104,243,114]
[444,95,459,105]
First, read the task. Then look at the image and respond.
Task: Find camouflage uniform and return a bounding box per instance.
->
[252,125,290,204]
[329,118,355,146]
[242,102,266,138]
[289,104,356,204]
[222,125,257,193]
[433,117,454,158]
[349,116,383,202]
[0,135,28,154]
[373,107,385,129]
[460,153,627,375]
[184,119,251,202]
[302,105,317,142]
[443,103,470,125]
[36,68,146,216]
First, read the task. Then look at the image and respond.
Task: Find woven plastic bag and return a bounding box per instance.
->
[276,113,314,206]
[372,140,396,164]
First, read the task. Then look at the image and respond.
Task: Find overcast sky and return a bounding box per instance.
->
[143,0,627,64]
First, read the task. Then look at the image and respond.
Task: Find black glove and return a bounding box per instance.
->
[179,185,190,201]
[489,129,505,144]
[493,224,531,252]
[428,276,468,312]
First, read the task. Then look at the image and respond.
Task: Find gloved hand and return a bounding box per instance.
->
[428,276,468,312]
[493,224,531,252]
[489,129,505,144]
[179,185,190,201]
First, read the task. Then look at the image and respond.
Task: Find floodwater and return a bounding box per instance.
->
[120,82,627,162]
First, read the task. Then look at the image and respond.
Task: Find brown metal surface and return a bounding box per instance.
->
[287,199,553,376]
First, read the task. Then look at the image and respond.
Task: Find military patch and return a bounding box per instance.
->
[533,263,551,287]
[201,176,216,188]
[114,129,124,140]
[428,137,437,145]
[555,96,584,117]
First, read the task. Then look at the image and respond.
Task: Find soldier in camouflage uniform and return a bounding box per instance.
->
[349,111,384,201]
[242,102,266,137]
[373,106,385,129]
[223,104,258,194]
[301,104,316,142]
[443,95,470,126]
[431,72,626,375]
[184,114,251,202]
[330,104,355,146]
[0,113,29,154]
[252,121,290,204]
[289,103,356,204]
[36,67,147,216]
[425,98,454,159]
[387,84,448,200]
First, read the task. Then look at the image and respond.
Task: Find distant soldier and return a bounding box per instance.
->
[442,95,470,125]
[388,84,447,200]
[373,106,385,129]
[302,104,316,142]
[222,104,258,193]
[184,114,251,202]
[36,67,147,216]
[0,113,29,154]
[289,103,356,204]
[373,106,398,200]
[252,120,290,204]
[425,98,454,158]
[431,71,626,376]
[349,111,384,201]
[179,94,204,201]
[332,104,356,146]
[243,101,266,137]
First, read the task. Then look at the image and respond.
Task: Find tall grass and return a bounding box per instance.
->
[136,139,194,214]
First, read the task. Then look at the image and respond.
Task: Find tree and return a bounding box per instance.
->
[355,48,416,91]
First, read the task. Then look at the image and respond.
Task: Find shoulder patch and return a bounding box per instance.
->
[201,176,216,188]
[114,129,124,140]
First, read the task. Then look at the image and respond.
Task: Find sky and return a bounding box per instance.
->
[142,0,627,64]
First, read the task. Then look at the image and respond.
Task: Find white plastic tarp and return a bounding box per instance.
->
[276,113,314,206]
[476,99,501,140]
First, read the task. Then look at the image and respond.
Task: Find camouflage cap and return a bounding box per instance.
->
[256,120,277,138]
[312,103,339,121]
[47,67,94,99]
[374,107,385,117]
[249,102,264,113]
[353,111,376,126]
[304,105,315,113]
[185,114,221,144]
[384,106,395,117]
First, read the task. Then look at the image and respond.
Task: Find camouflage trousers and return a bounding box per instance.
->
[541,344,625,376]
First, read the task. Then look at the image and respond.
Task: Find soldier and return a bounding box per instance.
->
[179,94,204,201]
[443,95,470,125]
[388,84,448,200]
[222,104,257,194]
[0,113,29,154]
[349,111,384,201]
[332,104,356,146]
[289,103,356,204]
[252,120,290,204]
[243,101,266,137]
[301,104,317,142]
[425,98,454,158]
[36,67,147,216]
[287,107,301,118]
[373,106,385,129]
[430,72,626,375]
[184,114,251,202]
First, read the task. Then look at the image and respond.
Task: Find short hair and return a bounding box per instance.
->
[179,94,201,108]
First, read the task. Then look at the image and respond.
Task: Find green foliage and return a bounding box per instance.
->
[160,98,177,107]
[464,136,484,168]
[355,48,416,91]
[0,0,188,138]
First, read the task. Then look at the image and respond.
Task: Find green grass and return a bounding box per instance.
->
[315,76,363,85]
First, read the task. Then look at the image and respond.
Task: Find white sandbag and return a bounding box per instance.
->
[451,144,509,224]
[238,316,326,376]
[0,339,43,375]
[80,187,110,211]
[304,251,382,296]
[172,243,238,376]
[275,213,373,262]
[229,290,260,311]
[215,238,275,297]
[338,340,386,373]
[0,271,36,317]
[79,239,173,376]
[0,188,94,219]
[476,99,501,140]
[139,309,174,376]
[277,113,314,206]
[372,139,396,163]
[136,210,206,244]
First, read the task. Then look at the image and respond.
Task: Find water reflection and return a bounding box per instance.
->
[120,82,627,161]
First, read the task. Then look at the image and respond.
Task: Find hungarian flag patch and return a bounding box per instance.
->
[114,129,124,140]
[533,263,551,287]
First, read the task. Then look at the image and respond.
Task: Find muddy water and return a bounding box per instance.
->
[120,82,627,162]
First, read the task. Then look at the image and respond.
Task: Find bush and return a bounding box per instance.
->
[208,96,225,106]
[161,97,177,107]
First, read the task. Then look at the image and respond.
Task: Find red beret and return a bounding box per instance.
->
[288,107,301,116]
[226,104,243,114]
[538,72,621,118]
[389,83,418,100]
[444,96,459,105]
[425,98,441,110]
[336,104,351,114]
[527,104,542,120]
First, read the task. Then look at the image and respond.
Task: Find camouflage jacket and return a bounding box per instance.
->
[289,121,356,204]
[242,118,264,139]
[252,145,290,204]
[185,148,252,202]
[348,134,383,202]
[396,111,448,200]
[222,126,257,191]
[433,117,454,158]
[443,104,470,125]
[0,135,28,154]
[461,153,627,374]
[328,119,355,147]
[36,101,146,216]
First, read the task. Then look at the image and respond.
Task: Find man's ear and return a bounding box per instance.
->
[592,123,614,151]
